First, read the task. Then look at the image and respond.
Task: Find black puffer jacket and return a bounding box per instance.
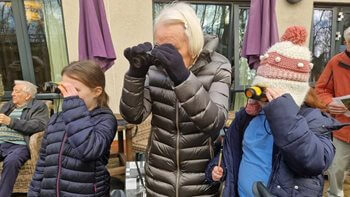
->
[120,36,231,197]
[28,96,117,197]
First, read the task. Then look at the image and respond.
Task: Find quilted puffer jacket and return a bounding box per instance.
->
[120,35,232,197]
[206,94,341,197]
[28,96,118,197]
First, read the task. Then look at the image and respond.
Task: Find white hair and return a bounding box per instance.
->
[154,2,204,58]
[344,27,350,42]
[14,80,37,98]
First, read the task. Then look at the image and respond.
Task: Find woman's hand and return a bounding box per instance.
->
[265,88,286,102]
[151,43,190,86]
[212,166,223,181]
[58,82,78,98]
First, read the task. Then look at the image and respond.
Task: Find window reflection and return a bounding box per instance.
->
[311,9,333,82]
[191,4,231,57]
[154,3,231,58]
[338,13,350,53]
[24,0,51,91]
[0,2,24,91]
[237,8,254,87]
[233,8,254,110]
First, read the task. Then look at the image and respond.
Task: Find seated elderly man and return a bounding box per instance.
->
[0,80,49,197]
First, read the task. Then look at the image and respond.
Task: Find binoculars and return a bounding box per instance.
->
[132,48,161,68]
[245,86,268,102]
[43,82,60,93]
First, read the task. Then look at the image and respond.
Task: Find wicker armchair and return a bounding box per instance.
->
[0,131,44,193]
[132,116,152,153]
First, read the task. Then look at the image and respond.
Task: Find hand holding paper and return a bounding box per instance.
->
[331,94,350,117]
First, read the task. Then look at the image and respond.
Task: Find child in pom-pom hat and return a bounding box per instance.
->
[205,26,344,197]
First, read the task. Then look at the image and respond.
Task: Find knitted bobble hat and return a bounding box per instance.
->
[251,26,313,106]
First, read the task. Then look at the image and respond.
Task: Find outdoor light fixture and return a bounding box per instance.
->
[286,0,302,4]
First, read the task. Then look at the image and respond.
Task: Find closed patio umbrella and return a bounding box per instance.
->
[79,0,116,72]
[241,0,279,69]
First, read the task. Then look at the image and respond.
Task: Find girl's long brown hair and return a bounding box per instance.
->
[304,87,328,112]
[61,60,109,108]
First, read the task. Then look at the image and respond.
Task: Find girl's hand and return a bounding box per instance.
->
[265,88,286,102]
[58,82,78,98]
[212,166,223,181]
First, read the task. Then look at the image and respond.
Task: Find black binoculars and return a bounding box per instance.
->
[132,48,161,68]
[43,82,60,94]
[245,86,268,102]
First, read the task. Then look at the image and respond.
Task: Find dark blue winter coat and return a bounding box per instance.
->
[28,96,118,197]
[206,94,343,197]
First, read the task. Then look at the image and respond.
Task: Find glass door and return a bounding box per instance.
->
[335,7,350,54]
[0,1,24,91]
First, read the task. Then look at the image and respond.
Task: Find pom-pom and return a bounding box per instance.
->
[281,26,307,45]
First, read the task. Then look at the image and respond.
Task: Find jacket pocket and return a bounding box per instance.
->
[292,177,323,196]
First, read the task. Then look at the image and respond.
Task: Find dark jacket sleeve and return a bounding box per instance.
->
[8,100,49,135]
[264,94,335,176]
[205,151,227,184]
[119,74,152,124]
[61,96,117,162]
[205,109,250,184]
[174,61,231,136]
[28,129,49,196]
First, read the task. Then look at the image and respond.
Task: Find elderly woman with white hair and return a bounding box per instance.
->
[0,80,49,196]
[120,2,231,196]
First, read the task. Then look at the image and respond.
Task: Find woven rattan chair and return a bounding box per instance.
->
[0,131,44,193]
[132,116,152,153]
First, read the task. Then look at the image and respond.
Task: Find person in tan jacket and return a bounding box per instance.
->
[315,26,350,197]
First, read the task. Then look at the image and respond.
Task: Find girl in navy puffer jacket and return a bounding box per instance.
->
[28,60,117,197]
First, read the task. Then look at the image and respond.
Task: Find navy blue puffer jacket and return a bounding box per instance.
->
[28,96,118,197]
[206,94,343,197]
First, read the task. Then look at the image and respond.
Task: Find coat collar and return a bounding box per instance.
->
[190,35,219,72]
[8,98,35,109]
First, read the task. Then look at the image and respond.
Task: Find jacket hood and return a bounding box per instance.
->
[191,35,219,71]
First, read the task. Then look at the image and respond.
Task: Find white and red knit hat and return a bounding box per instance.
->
[252,26,313,106]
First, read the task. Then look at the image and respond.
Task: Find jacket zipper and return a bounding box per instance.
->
[267,151,281,189]
[175,101,180,197]
[56,132,67,197]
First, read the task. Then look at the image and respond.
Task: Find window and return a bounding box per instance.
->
[0,0,67,99]
[154,2,231,58]
[153,1,250,111]
[310,5,350,83]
